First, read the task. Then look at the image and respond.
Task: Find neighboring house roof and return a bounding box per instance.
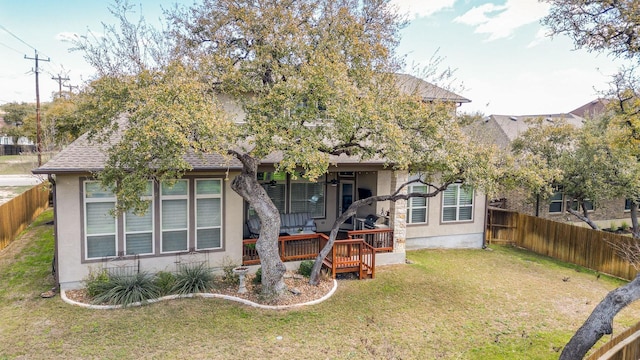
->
[394,73,470,104]
[569,98,610,118]
[467,113,585,150]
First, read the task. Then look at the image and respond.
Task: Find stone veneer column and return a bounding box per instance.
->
[390,170,408,253]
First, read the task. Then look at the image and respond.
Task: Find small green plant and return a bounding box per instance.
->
[219,257,239,286]
[92,272,159,307]
[621,221,630,231]
[84,268,110,298]
[298,260,314,277]
[153,271,176,296]
[253,267,262,285]
[172,263,213,294]
[610,221,618,231]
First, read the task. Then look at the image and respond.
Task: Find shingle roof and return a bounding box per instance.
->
[33,130,244,174]
[569,98,610,118]
[394,73,470,104]
[466,113,585,150]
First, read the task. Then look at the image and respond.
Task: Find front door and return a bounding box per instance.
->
[339,180,354,230]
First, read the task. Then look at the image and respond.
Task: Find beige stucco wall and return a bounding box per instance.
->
[55,172,246,290]
[405,186,487,249]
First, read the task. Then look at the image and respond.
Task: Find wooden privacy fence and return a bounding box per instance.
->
[585,321,640,360]
[0,184,50,251]
[487,208,638,281]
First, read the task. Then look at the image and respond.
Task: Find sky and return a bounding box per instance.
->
[0,0,634,116]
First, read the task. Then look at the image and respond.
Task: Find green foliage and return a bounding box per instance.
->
[621,221,630,231]
[84,269,111,298]
[610,222,618,231]
[298,260,314,278]
[91,272,159,306]
[219,257,239,286]
[172,263,214,295]
[153,271,176,296]
[252,267,262,285]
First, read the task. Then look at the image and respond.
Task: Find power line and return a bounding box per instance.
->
[0,23,36,51]
[0,41,23,55]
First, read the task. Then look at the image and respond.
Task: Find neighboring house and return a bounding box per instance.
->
[34,76,488,290]
[468,103,631,228]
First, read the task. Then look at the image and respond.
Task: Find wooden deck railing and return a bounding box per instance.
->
[320,237,376,279]
[347,228,393,252]
[242,230,380,279]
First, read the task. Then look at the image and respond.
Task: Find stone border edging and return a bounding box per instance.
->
[60,279,338,310]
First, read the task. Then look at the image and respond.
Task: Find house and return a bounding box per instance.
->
[468,104,632,228]
[33,76,488,290]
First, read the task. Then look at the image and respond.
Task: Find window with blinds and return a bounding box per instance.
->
[407,184,428,223]
[161,180,189,253]
[124,181,154,255]
[549,189,564,213]
[195,179,223,250]
[290,181,325,218]
[442,183,474,222]
[84,181,117,259]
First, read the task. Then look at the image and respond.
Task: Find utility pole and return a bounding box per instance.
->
[25,50,50,167]
[51,74,69,98]
[63,83,78,95]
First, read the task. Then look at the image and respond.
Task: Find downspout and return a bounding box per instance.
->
[482,195,488,249]
[48,174,59,291]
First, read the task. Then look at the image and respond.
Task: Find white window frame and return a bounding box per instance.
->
[83,181,117,260]
[160,180,190,253]
[123,181,155,256]
[549,189,564,214]
[441,183,474,223]
[406,183,428,224]
[195,179,223,251]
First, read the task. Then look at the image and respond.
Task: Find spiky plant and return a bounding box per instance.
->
[172,263,213,295]
[92,272,159,306]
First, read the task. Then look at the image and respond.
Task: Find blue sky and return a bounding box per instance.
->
[0,0,633,115]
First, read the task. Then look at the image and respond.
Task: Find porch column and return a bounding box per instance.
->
[390,170,408,253]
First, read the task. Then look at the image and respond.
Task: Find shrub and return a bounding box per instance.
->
[610,222,617,231]
[621,221,630,231]
[153,271,176,296]
[253,267,262,285]
[92,272,159,307]
[219,257,239,286]
[298,260,314,277]
[85,268,110,298]
[172,263,213,295]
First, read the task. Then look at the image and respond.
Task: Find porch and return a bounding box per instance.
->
[241,228,394,279]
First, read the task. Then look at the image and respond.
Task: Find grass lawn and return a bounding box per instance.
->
[2,210,640,359]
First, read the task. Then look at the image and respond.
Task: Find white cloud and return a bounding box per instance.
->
[55,32,80,42]
[454,0,551,41]
[390,0,456,19]
[526,28,550,48]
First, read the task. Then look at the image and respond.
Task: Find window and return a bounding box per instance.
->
[84,181,117,259]
[407,184,428,223]
[626,199,633,212]
[195,179,223,250]
[256,172,286,214]
[442,184,473,222]
[161,180,189,253]
[549,190,564,213]
[124,181,154,255]
[569,199,594,212]
[290,180,325,218]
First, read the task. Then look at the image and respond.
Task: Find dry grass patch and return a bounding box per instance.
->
[2,212,640,359]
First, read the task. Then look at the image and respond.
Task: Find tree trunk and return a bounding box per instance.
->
[230,153,286,298]
[560,274,640,359]
[630,202,640,239]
